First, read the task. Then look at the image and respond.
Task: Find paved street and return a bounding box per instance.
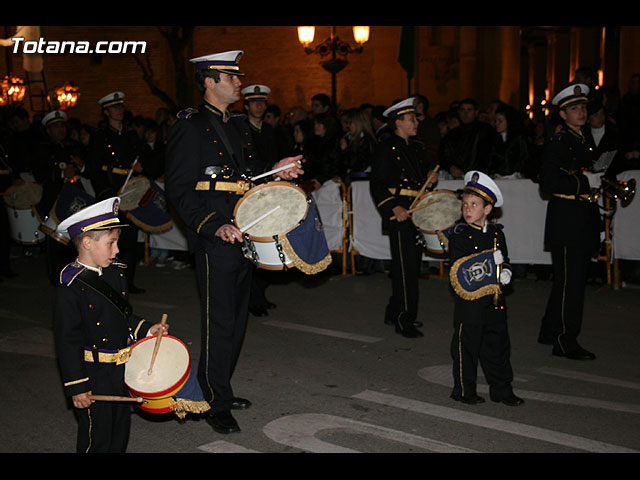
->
[1,250,639,454]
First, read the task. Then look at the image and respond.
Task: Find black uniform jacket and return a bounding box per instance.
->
[370,134,433,232]
[86,125,146,201]
[53,261,151,397]
[164,102,267,253]
[539,125,600,250]
[444,221,511,310]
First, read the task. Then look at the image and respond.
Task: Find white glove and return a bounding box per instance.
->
[500,269,512,285]
[493,250,504,265]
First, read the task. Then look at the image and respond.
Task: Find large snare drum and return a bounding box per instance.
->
[3,183,45,245]
[125,335,192,415]
[411,189,461,255]
[234,182,309,270]
[119,176,150,212]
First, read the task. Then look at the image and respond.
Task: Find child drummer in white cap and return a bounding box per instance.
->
[52,197,168,452]
[442,170,524,407]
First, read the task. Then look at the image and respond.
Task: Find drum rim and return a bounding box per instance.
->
[119,175,152,212]
[411,189,461,234]
[125,334,191,398]
[232,181,309,241]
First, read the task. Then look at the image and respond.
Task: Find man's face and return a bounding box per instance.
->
[312,100,328,116]
[560,103,588,129]
[395,113,418,138]
[589,108,606,129]
[458,103,477,124]
[264,112,278,127]
[246,99,267,120]
[104,104,125,123]
[208,72,242,105]
[47,122,67,142]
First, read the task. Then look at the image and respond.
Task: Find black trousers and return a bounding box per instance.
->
[450,304,514,401]
[74,364,130,453]
[540,244,591,353]
[194,243,251,413]
[385,223,422,329]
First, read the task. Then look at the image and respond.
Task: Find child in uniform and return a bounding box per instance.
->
[441,171,524,406]
[52,196,168,452]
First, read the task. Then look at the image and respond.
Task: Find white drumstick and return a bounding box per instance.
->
[120,157,139,195]
[250,162,296,182]
[240,205,281,233]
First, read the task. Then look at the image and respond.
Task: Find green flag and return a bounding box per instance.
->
[398,26,415,80]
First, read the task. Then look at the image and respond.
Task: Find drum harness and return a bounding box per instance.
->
[205,110,291,270]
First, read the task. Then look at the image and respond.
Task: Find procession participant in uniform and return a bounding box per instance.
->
[52,197,168,453]
[85,92,147,293]
[538,84,599,361]
[443,171,523,406]
[241,84,279,317]
[369,98,439,338]
[34,110,88,284]
[164,50,303,434]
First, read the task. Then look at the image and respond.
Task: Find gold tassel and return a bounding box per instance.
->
[280,236,332,275]
[168,397,211,419]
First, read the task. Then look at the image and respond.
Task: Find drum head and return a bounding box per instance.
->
[2,183,43,208]
[411,190,461,233]
[125,335,190,396]
[120,176,150,211]
[234,182,309,240]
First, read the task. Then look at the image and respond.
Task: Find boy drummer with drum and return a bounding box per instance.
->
[52,197,168,452]
[442,171,523,407]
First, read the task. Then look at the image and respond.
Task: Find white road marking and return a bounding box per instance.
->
[352,390,638,453]
[262,413,477,453]
[263,320,382,343]
[418,365,640,414]
[198,440,258,453]
[537,367,640,390]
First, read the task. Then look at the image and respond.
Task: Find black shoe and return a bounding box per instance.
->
[206,410,240,434]
[249,305,268,317]
[129,285,146,294]
[395,324,424,338]
[493,394,525,406]
[450,392,485,405]
[552,346,596,360]
[385,318,423,328]
[230,397,252,410]
[537,332,554,345]
[265,301,277,310]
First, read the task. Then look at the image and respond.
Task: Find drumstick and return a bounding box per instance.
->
[409,165,440,210]
[147,313,168,375]
[89,395,144,403]
[250,162,296,182]
[240,205,281,233]
[389,199,441,221]
[119,156,140,195]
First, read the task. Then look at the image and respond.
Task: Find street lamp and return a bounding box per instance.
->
[0,74,26,106]
[55,82,80,110]
[297,26,370,107]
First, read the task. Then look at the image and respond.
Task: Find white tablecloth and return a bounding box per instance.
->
[349,173,640,264]
[143,172,640,264]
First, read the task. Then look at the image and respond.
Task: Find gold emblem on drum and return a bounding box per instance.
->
[116,346,132,365]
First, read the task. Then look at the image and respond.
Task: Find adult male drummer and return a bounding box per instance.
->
[370,98,439,338]
[164,50,302,434]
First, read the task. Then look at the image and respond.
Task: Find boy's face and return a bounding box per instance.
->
[560,102,587,129]
[81,229,121,268]
[461,193,492,226]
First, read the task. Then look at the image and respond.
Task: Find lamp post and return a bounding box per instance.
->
[297,26,370,107]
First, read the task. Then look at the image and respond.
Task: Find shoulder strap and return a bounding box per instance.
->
[77,269,133,317]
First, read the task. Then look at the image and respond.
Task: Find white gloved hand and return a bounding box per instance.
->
[493,250,504,265]
[500,269,512,285]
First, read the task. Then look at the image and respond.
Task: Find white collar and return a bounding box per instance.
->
[77,258,103,276]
